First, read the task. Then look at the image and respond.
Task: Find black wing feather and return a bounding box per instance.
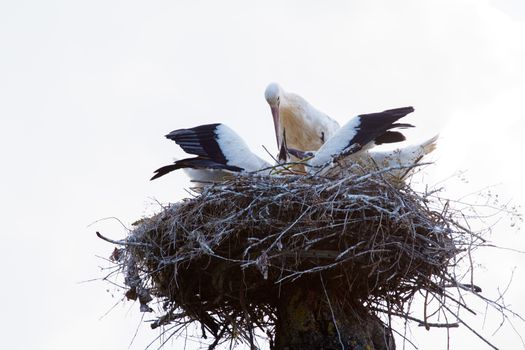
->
[350,106,415,148]
[150,157,243,180]
[165,123,228,164]
[374,131,406,145]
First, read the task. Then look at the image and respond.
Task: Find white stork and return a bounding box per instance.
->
[307,106,415,170]
[282,106,438,180]
[151,123,271,185]
[264,83,340,152]
[264,84,437,174]
[286,136,439,180]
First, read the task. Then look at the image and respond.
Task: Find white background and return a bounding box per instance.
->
[1,0,524,349]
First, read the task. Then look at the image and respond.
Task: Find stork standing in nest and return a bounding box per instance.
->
[265,83,438,180]
[306,106,415,172]
[151,123,271,186]
[264,82,340,152]
[307,107,438,181]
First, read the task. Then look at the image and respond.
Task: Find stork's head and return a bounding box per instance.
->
[264,82,281,107]
[264,82,282,148]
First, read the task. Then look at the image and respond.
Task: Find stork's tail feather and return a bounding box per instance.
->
[405,134,440,172]
[420,134,439,157]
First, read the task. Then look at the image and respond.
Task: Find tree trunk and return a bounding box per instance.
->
[274,285,395,350]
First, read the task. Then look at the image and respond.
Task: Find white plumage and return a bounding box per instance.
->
[264,83,340,152]
[306,116,362,169]
[151,123,271,185]
[181,168,234,188]
[312,135,439,180]
[212,124,271,172]
[369,134,438,179]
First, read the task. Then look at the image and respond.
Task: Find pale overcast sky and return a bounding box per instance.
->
[1,0,524,349]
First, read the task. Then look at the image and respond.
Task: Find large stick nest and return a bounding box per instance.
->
[109,168,475,347]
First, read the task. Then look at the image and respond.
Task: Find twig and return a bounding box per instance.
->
[96,231,153,247]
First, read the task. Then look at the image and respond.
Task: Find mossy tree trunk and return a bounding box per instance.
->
[274,285,395,350]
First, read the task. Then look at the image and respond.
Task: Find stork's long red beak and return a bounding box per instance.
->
[271,105,281,148]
